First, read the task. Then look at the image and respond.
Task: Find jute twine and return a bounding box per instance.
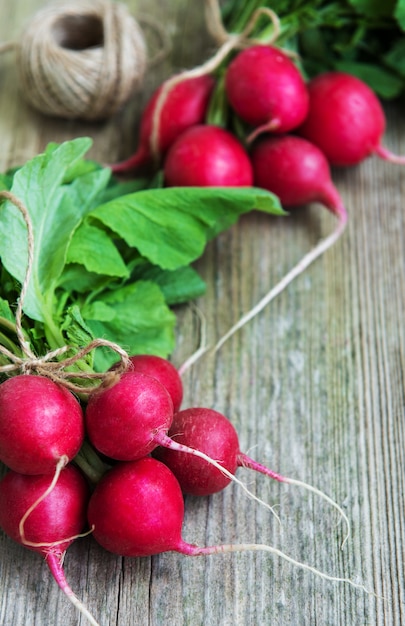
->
[3,0,149,120]
[0,190,132,394]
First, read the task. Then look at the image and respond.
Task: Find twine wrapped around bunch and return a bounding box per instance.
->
[0,190,132,394]
[12,0,148,120]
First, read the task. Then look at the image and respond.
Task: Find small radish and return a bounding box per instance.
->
[297,71,405,166]
[208,134,347,353]
[0,464,98,625]
[126,354,183,412]
[85,371,174,461]
[0,374,85,475]
[153,407,239,496]
[87,457,368,592]
[163,124,253,187]
[225,45,309,142]
[111,75,215,174]
[153,407,350,541]
[251,134,347,221]
[88,458,184,557]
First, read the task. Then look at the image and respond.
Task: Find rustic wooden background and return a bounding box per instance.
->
[0,1,404,625]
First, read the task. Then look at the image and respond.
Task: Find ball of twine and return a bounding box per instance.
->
[15,0,147,120]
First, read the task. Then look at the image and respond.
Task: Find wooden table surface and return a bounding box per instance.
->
[0,1,404,625]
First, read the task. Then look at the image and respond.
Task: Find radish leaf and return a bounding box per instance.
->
[88,186,284,271]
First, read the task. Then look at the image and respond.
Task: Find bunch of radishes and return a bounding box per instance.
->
[112,43,404,225]
[1,42,390,625]
[0,353,357,624]
[111,42,405,352]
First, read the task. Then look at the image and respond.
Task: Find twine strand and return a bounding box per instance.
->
[205,0,281,47]
[0,190,131,393]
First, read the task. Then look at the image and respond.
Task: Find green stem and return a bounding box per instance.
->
[0,330,22,356]
[0,316,18,334]
[74,454,104,485]
[74,440,111,484]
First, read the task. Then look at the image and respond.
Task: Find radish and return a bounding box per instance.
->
[126,354,183,412]
[0,464,98,625]
[297,71,405,166]
[250,134,347,221]
[0,374,85,475]
[111,75,215,174]
[208,134,347,353]
[85,371,174,461]
[87,456,368,591]
[163,124,253,187]
[153,407,350,542]
[225,45,309,142]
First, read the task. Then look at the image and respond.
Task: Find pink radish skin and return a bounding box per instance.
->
[0,465,98,625]
[111,75,215,175]
[297,71,405,166]
[0,464,88,554]
[86,457,367,593]
[251,135,347,222]
[0,374,85,475]
[87,458,185,557]
[225,45,309,142]
[126,354,183,412]
[163,124,253,187]
[85,371,175,461]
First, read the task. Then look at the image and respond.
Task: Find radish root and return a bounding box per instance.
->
[213,215,347,354]
[179,540,376,597]
[46,552,101,626]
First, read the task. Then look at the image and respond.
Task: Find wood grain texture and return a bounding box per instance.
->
[0,1,404,625]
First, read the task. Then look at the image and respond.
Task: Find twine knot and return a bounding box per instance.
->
[0,190,132,394]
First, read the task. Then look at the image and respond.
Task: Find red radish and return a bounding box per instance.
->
[0,464,98,625]
[88,458,184,557]
[297,71,405,166]
[251,134,347,221]
[127,354,183,412]
[207,134,348,354]
[111,75,215,174]
[0,374,85,475]
[154,407,239,496]
[163,124,253,187]
[225,45,309,142]
[87,457,367,591]
[153,407,350,541]
[85,371,174,461]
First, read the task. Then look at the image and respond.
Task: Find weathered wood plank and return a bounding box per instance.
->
[0,1,404,625]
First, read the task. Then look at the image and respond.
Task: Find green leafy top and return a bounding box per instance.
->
[220,0,405,99]
[0,138,283,371]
